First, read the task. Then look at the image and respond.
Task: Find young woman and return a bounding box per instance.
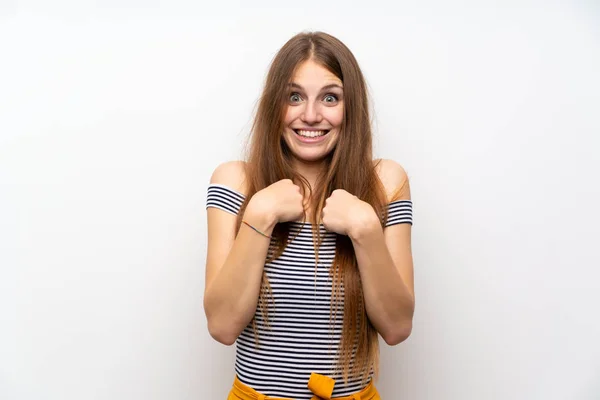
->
[204,31,415,400]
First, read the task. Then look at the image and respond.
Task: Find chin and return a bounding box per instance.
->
[294,153,330,163]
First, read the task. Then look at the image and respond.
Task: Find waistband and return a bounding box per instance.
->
[231,373,378,400]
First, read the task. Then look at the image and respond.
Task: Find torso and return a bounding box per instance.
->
[206,157,410,399]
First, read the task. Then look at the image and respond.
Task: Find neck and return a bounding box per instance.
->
[291,158,328,190]
[291,159,329,220]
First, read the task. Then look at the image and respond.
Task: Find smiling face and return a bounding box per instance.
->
[281,59,344,165]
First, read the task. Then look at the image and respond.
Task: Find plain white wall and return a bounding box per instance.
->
[1,1,599,399]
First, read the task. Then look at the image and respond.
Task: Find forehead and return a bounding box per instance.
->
[292,60,342,86]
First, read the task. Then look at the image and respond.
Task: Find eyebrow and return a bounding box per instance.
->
[288,82,344,92]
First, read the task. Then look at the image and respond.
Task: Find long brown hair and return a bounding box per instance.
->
[235,31,389,384]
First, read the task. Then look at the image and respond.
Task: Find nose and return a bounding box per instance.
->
[300,100,323,124]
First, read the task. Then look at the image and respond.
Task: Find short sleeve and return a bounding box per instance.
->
[384,199,413,227]
[206,184,246,216]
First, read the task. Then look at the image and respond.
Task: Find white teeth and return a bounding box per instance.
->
[296,130,326,138]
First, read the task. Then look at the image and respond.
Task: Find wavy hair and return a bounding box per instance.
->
[235,31,389,384]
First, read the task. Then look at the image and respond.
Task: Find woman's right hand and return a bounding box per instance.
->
[251,179,305,223]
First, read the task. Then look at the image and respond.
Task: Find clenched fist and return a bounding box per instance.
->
[321,189,378,237]
[252,179,305,223]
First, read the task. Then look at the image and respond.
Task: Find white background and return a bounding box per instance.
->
[1,1,599,399]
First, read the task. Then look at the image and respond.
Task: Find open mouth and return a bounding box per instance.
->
[293,129,330,138]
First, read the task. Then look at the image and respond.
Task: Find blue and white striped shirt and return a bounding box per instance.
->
[206,183,413,399]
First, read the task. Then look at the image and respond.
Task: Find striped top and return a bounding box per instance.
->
[206,183,413,399]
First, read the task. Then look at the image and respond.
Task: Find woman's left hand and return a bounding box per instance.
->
[321,189,378,237]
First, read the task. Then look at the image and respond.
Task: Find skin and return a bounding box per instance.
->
[281,59,344,191]
[323,161,415,345]
[204,58,415,346]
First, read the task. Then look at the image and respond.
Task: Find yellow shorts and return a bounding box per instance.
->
[227,372,381,400]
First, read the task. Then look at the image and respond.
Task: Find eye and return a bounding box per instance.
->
[323,94,339,104]
[289,92,303,103]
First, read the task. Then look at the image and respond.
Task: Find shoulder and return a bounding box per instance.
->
[373,158,411,202]
[209,160,249,196]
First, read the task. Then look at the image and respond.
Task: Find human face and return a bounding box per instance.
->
[282,59,344,164]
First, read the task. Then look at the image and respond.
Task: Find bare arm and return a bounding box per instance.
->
[203,162,277,345]
[349,159,415,345]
